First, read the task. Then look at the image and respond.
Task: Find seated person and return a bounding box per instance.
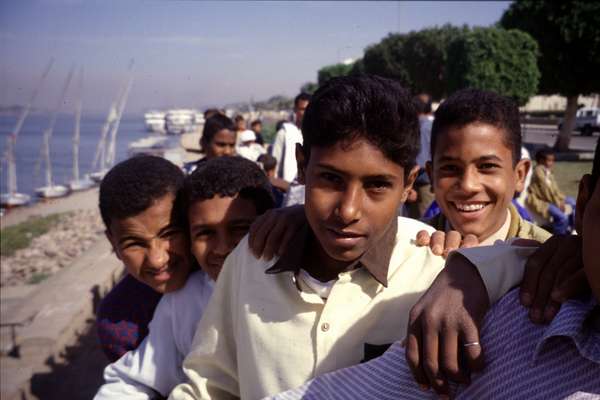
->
[95,156,276,399]
[423,89,550,246]
[236,129,266,162]
[526,148,576,234]
[97,155,193,362]
[184,114,236,174]
[270,138,600,399]
[168,76,530,399]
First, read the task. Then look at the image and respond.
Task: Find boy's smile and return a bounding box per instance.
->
[428,123,528,241]
[298,139,416,279]
[107,193,192,293]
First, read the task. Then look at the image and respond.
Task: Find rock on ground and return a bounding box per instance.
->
[1,210,105,287]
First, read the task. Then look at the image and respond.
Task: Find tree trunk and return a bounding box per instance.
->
[554,95,578,152]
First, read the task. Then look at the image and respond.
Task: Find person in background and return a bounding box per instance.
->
[405,93,435,219]
[94,156,275,399]
[233,114,246,145]
[251,119,265,146]
[526,148,576,234]
[257,153,288,207]
[236,129,266,162]
[183,114,236,174]
[271,92,311,183]
[96,155,193,362]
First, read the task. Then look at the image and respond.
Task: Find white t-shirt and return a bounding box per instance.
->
[94,271,214,399]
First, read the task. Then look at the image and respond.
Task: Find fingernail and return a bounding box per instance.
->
[521,293,532,306]
[432,245,442,254]
[531,308,542,322]
[544,306,557,321]
[419,384,429,391]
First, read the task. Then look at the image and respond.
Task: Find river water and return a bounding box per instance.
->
[0,113,149,199]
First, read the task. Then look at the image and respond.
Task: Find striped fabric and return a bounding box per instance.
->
[271,289,600,400]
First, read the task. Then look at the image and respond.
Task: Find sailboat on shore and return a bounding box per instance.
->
[34,67,75,199]
[90,62,134,182]
[0,59,54,207]
[68,67,94,192]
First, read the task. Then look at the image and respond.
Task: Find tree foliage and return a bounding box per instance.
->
[500,0,600,97]
[317,63,355,86]
[446,27,540,106]
[300,82,318,95]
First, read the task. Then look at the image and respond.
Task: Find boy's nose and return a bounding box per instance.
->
[336,186,362,224]
[146,239,169,269]
[213,232,236,257]
[458,168,482,193]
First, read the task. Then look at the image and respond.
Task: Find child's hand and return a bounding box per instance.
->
[415,230,479,258]
[248,205,306,260]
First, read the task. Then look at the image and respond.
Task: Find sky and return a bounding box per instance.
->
[0,1,511,115]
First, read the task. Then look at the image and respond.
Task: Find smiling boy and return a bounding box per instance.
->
[425,89,550,244]
[97,155,192,362]
[169,76,526,399]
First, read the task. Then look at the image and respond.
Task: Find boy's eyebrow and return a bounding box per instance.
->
[438,154,504,163]
[316,163,399,180]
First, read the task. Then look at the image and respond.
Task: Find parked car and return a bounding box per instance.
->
[558,107,600,136]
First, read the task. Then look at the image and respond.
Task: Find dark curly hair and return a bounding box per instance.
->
[99,155,185,230]
[200,114,235,151]
[184,156,275,215]
[431,89,522,165]
[301,74,420,173]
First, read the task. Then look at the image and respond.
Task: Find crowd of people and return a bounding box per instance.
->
[93,75,599,399]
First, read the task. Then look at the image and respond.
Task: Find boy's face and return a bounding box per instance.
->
[541,154,555,169]
[206,129,235,159]
[297,139,417,268]
[427,123,529,241]
[106,193,192,293]
[252,123,262,134]
[294,99,309,127]
[577,174,600,301]
[188,194,258,281]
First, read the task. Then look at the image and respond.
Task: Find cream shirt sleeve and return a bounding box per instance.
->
[169,241,244,400]
[270,128,286,179]
[451,241,539,303]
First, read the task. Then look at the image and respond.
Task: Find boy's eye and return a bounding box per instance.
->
[160,228,183,238]
[365,180,392,192]
[121,240,146,250]
[439,164,460,173]
[479,163,500,170]
[320,172,343,184]
[194,229,214,238]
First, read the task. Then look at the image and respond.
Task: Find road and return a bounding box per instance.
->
[521,125,598,152]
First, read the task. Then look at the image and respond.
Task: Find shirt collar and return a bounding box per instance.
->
[265,218,398,287]
[533,297,600,364]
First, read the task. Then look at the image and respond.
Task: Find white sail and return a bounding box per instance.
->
[106,73,134,167]
[72,67,83,182]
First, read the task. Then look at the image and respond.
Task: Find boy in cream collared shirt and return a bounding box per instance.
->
[169,76,525,399]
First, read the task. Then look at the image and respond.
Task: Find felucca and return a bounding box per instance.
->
[68,67,94,192]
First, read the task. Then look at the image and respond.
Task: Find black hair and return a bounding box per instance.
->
[251,119,262,127]
[414,95,432,115]
[257,153,277,171]
[203,108,222,120]
[234,114,245,123]
[275,119,287,132]
[591,138,599,192]
[99,155,185,230]
[431,89,522,165]
[184,156,275,215]
[294,92,312,108]
[301,74,420,171]
[535,148,555,164]
[200,114,235,151]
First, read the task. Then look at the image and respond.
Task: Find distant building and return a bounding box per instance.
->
[520,94,599,112]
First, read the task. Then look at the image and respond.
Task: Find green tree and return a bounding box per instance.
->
[401,24,468,100]
[446,27,540,106]
[362,33,410,86]
[300,82,318,94]
[501,0,600,150]
[317,63,354,86]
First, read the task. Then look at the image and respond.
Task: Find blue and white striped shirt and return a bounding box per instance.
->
[271,289,600,400]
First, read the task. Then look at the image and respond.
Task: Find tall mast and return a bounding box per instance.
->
[37,66,75,187]
[72,67,84,182]
[106,73,134,167]
[4,59,54,195]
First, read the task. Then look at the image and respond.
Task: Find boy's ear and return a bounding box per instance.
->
[575,174,592,234]
[295,143,307,184]
[105,229,121,260]
[514,158,531,193]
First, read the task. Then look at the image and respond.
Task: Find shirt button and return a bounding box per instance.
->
[321,322,330,332]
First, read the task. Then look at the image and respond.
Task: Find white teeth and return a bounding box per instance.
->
[455,203,486,212]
